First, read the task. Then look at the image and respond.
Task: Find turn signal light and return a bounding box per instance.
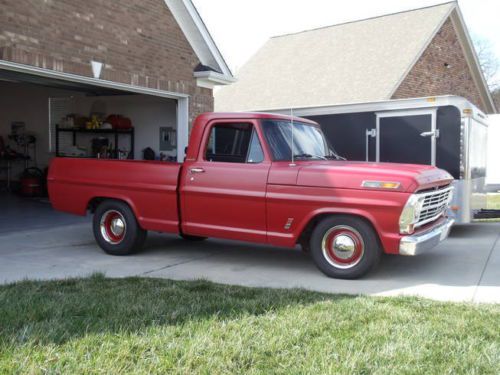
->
[450,205,460,211]
[362,181,401,189]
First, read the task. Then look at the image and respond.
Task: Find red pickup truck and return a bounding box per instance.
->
[48,112,455,279]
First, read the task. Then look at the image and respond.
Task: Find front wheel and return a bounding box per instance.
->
[93,200,147,255]
[310,216,381,279]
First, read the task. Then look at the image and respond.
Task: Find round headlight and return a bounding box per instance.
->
[399,195,424,234]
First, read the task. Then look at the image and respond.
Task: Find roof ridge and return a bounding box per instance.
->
[271,1,456,39]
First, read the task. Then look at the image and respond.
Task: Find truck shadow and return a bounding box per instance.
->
[136,223,500,296]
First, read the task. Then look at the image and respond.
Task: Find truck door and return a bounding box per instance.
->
[180,120,270,243]
[375,109,437,165]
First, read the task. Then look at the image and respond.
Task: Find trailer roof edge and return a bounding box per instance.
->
[264,96,486,120]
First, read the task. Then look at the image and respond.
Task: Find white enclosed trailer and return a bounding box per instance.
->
[486,114,500,188]
[270,96,491,223]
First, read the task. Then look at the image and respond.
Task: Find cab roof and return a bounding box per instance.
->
[196,112,318,125]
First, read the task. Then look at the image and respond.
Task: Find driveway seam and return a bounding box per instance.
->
[472,230,500,303]
[141,251,222,275]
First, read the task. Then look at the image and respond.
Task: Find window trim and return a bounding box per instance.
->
[202,121,265,164]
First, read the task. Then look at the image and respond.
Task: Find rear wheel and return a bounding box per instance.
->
[93,200,147,255]
[310,216,381,279]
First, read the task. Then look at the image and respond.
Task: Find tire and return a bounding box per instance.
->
[309,215,381,279]
[93,200,147,255]
[180,234,208,241]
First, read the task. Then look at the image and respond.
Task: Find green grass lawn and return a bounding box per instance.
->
[488,193,500,209]
[0,275,498,374]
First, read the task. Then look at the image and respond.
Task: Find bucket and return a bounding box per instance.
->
[20,168,43,197]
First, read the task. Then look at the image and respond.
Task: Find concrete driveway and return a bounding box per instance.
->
[0,222,498,303]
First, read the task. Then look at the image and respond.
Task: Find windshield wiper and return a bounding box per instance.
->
[293,153,327,160]
[324,154,346,161]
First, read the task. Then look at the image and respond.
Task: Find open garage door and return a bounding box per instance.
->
[0,62,189,232]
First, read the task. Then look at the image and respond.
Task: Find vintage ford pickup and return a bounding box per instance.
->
[48,112,455,279]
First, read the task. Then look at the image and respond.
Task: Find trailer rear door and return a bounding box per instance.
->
[375,109,437,165]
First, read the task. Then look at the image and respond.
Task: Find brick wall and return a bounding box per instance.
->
[492,89,500,111]
[0,0,214,123]
[392,17,487,113]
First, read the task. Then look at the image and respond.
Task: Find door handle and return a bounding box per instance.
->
[190,167,205,174]
[365,129,376,162]
[420,130,440,138]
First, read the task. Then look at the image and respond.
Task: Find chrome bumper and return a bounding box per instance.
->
[399,218,455,256]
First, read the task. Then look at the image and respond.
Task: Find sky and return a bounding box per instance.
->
[193,0,500,80]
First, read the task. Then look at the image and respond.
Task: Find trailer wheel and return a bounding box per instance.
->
[310,216,381,279]
[93,200,147,255]
[180,234,208,241]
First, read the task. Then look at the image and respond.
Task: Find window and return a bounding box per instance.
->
[262,120,337,161]
[247,131,264,163]
[205,123,264,163]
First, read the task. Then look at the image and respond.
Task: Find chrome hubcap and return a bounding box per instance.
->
[321,225,364,269]
[332,235,356,259]
[100,210,127,245]
[110,217,125,237]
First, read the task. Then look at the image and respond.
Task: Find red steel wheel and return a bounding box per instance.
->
[100,210,127,245]
[93,200,147,255]
[321,225,364,269]
[310,215,381,279]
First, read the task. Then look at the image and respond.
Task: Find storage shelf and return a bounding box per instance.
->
[56,127,133,134]
[55,125,134,159]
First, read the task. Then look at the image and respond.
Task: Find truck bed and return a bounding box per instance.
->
[48,158,182,233]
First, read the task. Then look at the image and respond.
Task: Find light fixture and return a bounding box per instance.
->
[91,60,103,79]
[361,181,401,189]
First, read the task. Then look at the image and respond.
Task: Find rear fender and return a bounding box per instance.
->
[87,195,140,219]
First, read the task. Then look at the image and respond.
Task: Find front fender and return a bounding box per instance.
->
[266,185,408,253]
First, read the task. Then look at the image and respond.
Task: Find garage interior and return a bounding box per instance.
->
[0,69,181,233]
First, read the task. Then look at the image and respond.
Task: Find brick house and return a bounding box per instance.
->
[215,2,496,114]
[0,0,233,179]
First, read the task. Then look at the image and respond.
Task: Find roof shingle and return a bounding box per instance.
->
[215,2,455,111]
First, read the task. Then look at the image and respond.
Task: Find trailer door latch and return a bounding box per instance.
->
[420,130,440,138]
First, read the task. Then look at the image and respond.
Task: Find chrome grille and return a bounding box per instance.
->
[415,186,452,228]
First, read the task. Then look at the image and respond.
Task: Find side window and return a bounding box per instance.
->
[205,123,264,164]
[247,130,264,163]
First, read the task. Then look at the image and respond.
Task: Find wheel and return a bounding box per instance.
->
[180,234,208,241]
[93,200,147,255]
[310,216,381,279]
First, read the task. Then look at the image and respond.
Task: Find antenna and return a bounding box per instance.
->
[290,108,295,165]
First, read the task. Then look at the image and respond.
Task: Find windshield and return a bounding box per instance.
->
[261,120,343,161]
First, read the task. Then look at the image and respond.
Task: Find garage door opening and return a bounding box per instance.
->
[0,67,189,233]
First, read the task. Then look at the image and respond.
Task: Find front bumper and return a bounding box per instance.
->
[399,218,455,256]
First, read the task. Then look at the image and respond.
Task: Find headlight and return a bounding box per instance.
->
[399,194,425,234]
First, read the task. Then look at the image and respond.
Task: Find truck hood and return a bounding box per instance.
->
[295,161,453,192]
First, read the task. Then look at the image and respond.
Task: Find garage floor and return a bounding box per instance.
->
[0,192,88,234]
[0,218,498,303]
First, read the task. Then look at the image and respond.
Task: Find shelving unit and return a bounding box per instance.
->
[55,125,134,159]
